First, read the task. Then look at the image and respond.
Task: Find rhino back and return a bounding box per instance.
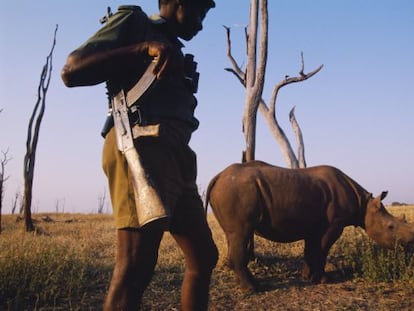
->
[259,163,368,241]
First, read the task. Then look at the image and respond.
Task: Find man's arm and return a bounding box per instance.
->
[61,41,176,87]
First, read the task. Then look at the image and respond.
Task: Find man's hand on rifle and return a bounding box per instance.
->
[146,41,184,80]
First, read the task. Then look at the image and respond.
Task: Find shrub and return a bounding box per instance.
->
[339,230,414,282]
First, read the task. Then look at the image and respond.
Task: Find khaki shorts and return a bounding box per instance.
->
[102,122,206,234]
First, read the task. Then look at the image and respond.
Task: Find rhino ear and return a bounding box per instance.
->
[398,213,407,223]
[380,191,388,201]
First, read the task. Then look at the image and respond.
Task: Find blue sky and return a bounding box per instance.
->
[1,1,413,213]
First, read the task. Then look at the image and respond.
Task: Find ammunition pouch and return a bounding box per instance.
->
[183,54,199,94]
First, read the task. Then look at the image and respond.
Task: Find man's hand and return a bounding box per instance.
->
[147,41,183,79]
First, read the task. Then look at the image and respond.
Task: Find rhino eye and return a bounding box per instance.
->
[387,223,394,230]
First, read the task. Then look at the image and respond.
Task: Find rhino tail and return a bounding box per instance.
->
[204,173,220,215]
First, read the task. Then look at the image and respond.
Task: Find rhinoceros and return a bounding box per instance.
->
[205,161,414,291]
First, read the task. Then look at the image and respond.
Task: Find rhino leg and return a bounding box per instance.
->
[226,229,256,292]
[303,226,344,283]
[303,237,326,283]
[247,235,255,261]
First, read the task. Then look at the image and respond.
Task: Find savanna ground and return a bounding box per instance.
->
[1,206,413,310]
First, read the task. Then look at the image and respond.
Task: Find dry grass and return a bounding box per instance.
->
[1,206,413,310]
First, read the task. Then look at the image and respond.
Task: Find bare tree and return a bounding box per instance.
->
[54,198,66,213]
[11,189,22,215]
[22,25,58,232]
[0,149,11,233]
[225,2,323,168]
[98,188,107,214]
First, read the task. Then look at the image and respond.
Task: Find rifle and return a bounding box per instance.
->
[111,60,170,228]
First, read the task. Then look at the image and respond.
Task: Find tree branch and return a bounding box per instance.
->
[259,101,299,168]
[224,68,246,86]
[289,106,306,168]
[223,25,246,81]
[269,56,323,118]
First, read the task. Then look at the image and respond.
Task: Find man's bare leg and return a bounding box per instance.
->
[172,226,218,311]
[104,224,164,310]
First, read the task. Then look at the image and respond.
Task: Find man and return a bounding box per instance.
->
[61,1,218,310]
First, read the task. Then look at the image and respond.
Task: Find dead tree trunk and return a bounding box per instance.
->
[0,149,11,233]
[242,0,268,162]
[22,25,57,232]
[11,190,21,215]
[98,188,107,214]
[225,6,323,168]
